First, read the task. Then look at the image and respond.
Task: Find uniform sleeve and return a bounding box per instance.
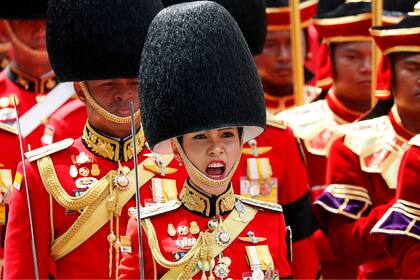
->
[119,216,140,279]
[370,146,420,279]
[314,138,392,265]
[4,161,51,279]
[392,237,420,279]
[281,128,319,279]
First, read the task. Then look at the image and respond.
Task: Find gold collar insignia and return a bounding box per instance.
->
[179,180,236,217]
[82,122,144,162]
[7,64,57,94]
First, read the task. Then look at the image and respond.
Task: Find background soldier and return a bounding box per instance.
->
[369,6,420,278]
[254,0,320,114]
[313,1,419,278]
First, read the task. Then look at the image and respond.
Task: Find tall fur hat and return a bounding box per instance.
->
[140,1,266,153]
[46,0,163,82]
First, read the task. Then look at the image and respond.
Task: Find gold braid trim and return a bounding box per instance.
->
[37,156,113,210]
[51,184,111,260]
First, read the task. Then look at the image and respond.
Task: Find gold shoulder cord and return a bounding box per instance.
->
[37,156,113,210]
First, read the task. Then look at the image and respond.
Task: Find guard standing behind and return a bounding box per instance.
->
[313,2,420,278]
[369,6,420,278]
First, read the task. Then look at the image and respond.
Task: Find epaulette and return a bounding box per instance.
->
[336,116,392,156]
[128,200,182,219]
[0,122,17,135]
[25,138,74,162]
[266,114,287,130]
[409,135,420,148]
[236,195,283,212]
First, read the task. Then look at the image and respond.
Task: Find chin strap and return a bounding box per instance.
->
[172,137,241,188]
[4,21,48,60]
[79,81,141,124]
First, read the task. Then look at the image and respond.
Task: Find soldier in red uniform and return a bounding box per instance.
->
[254,0,320,114]
[3,0,190,278]
[371,136,420,279]
[369,8,420,278]
[119,3,291,278]
[230,2,319,279]
[46,0,268,144]
[276,1,410,278]
[0,1,75,151]
[313,4,420,278]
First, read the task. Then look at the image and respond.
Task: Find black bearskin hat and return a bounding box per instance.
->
[140,1,266,154]
[46,0,163,82]
[161,0,266,55]
[0,1,47,19]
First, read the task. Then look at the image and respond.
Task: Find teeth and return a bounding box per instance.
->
[208,162,224,168]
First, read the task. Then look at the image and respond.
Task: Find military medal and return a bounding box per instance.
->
[177,225,189,236]
[175,237,196,250]
[167,223,176,237]
[213,254,231,279]
[239,231,267,244]
[215,230,230,246]
[75,177,98,189]
[251,268,264,280]
[113,162,130,191]
[189,221,200,235]
[208,217,219,230]
[76,152,90,164]
[119,235,132,253]
[78,167,90,177]
[91,164,100,176]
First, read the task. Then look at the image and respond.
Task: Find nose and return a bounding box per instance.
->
[208,138,224,157]
[115,83,136,102]
[360,56,372,74]
[276,43,291,63]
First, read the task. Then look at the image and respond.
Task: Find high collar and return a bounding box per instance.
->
[179,179,236,218]
[389,106,416,141]
[326,88,363,124]
[264,92,295,114]
[82,121,145,162]
[7,64,57,94]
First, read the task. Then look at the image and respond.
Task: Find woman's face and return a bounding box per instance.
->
[177,128,242,194]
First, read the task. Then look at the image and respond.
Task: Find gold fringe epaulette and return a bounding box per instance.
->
[236,195,283,212]
[25,138,74,162]
[409,134,420,148]
[128,200,182,219]
[266,114,287,130]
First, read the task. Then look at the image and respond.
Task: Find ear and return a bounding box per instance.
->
[74,82,87,103]
[171,139,182,162]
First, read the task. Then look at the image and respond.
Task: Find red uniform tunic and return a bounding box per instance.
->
[231,120,319,279]
[119,181,291,279]
[4,123,187,279]
[371,135,420,279]
[277,89,363,279]
[0,66,59,150]
[47,98,87,142]
[314,107,415,279]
